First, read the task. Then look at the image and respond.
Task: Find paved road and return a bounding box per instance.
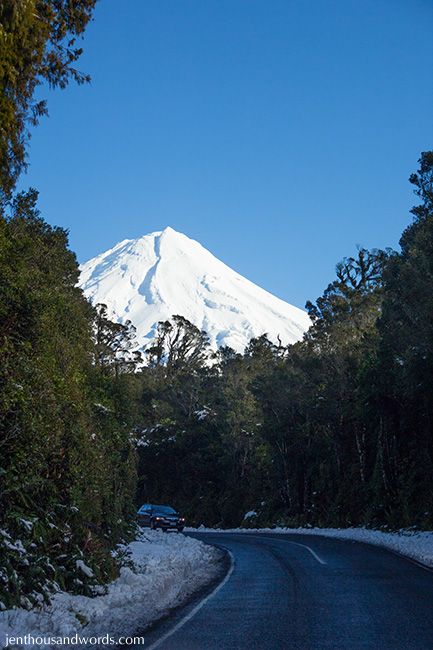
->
[143,532,433,650]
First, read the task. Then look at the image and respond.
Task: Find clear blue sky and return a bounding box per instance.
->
[21,0,433,309]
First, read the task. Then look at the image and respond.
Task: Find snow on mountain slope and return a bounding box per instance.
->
[79,227,310,353]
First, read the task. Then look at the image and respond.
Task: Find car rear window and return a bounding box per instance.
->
[154,505,177,515]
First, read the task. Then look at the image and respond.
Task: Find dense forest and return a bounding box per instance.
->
[133,155,433,531]
[0,189,142,609]
[1,0,432,613]
[0,0,141,610]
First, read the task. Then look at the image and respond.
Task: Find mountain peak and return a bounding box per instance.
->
[157,226,178,239]
[158,226,192,246]
[79,230,310,353]
[160,225,177,235]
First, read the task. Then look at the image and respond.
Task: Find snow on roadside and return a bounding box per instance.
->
[189,526,433,568]
[0,530,222,648]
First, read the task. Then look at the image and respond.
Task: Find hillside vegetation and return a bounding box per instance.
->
[0,0,140,610]
[133,153,433,531]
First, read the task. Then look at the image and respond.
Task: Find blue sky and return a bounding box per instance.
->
[21,0,433,309]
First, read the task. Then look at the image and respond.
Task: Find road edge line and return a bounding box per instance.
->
[145,549,235,649]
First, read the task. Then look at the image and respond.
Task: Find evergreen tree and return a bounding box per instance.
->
[0,191,137,608]
[375,151,433,526]
[0,0,96,200]
[94,303,142,377]
[132,171,433,530]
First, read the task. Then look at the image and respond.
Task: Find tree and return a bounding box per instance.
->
[374,151,433,526]
[305,247,391,353]
[94,303,142,377]
[145,315,210,371]
[0,0,96,200]
[132,152,433,531]
[0,191,137,608]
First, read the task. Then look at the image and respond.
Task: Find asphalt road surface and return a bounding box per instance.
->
[142,532,433,650]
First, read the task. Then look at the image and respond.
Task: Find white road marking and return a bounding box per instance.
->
[145,533,325,648]
[145,550,235,650]
[245,534,327,565]
[284,539,327,565]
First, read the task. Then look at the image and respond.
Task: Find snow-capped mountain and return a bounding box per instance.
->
[79,227,310,353]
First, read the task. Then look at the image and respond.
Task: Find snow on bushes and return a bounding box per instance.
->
[0,530,221,647]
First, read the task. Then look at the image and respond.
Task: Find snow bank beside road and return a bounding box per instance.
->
[0,530,221,648]
[191,526,433,569]
[286,527,433,568]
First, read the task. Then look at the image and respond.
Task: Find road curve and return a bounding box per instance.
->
[142,531,433,650]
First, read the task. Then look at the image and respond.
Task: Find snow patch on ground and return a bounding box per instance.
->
[243,511,258,520]
[191,526,433,568]
[0,530,221,648]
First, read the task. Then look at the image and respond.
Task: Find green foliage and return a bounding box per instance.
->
[0,0,141,611]
[0,0,96,199]
[374,151,433,527]
[0,191,137,608]
[94,303,143,376]
[134,153,433,532]
[145,315,210,371]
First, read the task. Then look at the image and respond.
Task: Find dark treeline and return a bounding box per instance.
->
[0,191,142,608]
[0,0,141,610]
[133,152,433,531]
